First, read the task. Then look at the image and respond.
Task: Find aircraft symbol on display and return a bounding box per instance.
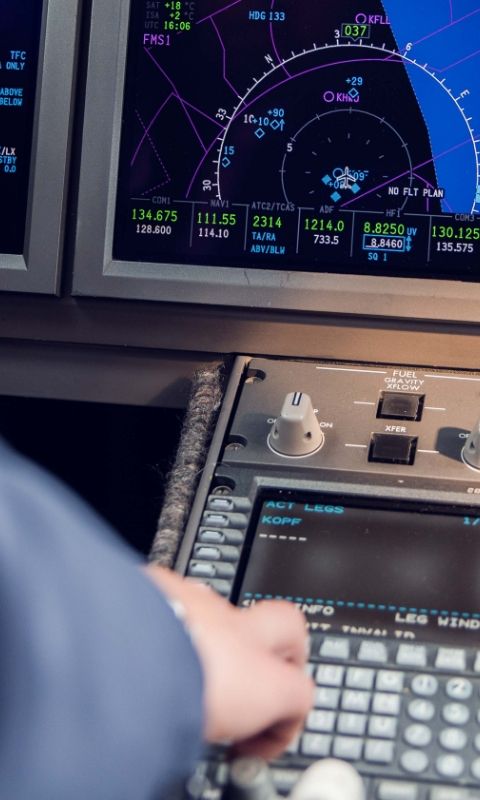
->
[322,166,369,203]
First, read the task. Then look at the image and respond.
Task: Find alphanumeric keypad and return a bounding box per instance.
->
[292,637,480,787]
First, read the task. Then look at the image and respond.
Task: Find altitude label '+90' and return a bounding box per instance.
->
[113,0,480,281]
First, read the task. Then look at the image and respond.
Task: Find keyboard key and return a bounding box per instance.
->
[337,712,367,736]
[358,641,388,663]
[472,758,480,781]
[377,781,418,800]
[364,739,395,764]
[396,644,427,668]
[435,648,466,672]
[372,693,401,716]
[198,529,225,544]
[430,788,471,800]
[376,670,405,693]
[442,703,469,726]
[315,664,345,687]
[319,637,350,660]
[306,710,336,733]
[333,736,363,761]
[474,653,480,673]
[341,690,371,713]
[186,762,209,799]
[475,733,480,753]
[436,754,464,778]
[207,497,234,511]
[215,763,229,786]
[314,687,340,710]
[439,728,468,751]
[408,699,435,722]
[404,724,432,748]
[369,715,398,739]
[346,667,375,690]
[271,769,302,794]
[188,562,216,578]
[400,750,429,774]
[301,733,331,758]
[445,677,473,701]
[411,674,438,697]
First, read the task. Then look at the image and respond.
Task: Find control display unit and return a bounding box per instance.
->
[0,0,43,255]
[114,0,480,281]
[177,357,480,798]
[238,495,480,647]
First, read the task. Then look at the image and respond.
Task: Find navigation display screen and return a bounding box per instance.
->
[0,1,44,255]
[114,1,480,281]
[237,496,480,646]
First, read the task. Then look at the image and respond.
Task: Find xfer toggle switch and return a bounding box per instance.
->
[369,433,418,465]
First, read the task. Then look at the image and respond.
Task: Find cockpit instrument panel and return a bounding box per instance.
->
[113,0,480,282]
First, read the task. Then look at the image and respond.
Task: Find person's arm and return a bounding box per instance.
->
[148,566,314,759]
[0,441,203,800]
[0,441,313,799]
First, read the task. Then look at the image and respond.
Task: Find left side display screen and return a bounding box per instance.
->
[0,0,44,255]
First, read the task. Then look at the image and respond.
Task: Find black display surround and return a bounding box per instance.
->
[73,1,480,319]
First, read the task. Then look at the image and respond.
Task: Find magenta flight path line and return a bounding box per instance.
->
[196,0,245,26]
[413,172,454,214]
[131,92,172,167]
[341,138,472,209]
[412,5,480,46]
[433,47,480,75]
[270,0,291,80]
[181,99,225,127]
[210,17,242,99]
[134,110,170,184]
[186,136,221,198]
[131,95,224,171]
[144,48,207,153]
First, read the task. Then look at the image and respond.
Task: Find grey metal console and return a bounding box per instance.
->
[176,356,480,800]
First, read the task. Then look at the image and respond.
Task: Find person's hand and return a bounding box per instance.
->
[145,566,314,759]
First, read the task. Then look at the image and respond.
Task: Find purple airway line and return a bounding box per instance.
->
[413,172,453,214]
[182,99,224,128]
[412,5,480,46]
[210,16,241,98]
[144,48,207,153]
[341,138,472,208]
[270,0,291,79]
[186,137,218,198]
[196,0,244,25]
[433,47,480,74]
[131,93,172,167]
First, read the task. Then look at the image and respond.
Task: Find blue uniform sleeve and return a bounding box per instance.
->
[0,440,204,800]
